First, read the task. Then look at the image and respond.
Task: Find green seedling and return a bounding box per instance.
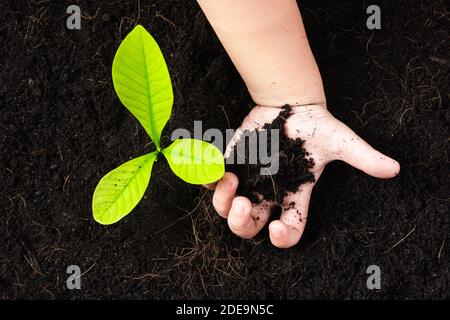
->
[92,25,225,225]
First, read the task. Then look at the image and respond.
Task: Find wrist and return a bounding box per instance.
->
[246,60,327,108]
[250,90,327,109]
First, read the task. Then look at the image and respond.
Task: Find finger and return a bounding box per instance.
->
[212,172,238,218]
[228,196,272,239]
[269,185,313,248]
[334,124,400,178]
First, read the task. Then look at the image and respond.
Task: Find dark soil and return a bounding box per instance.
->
[227,105,316,204]
[0,0,449,299]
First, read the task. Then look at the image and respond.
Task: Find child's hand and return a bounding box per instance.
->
[205,105,400,248]
[198,1,399,248]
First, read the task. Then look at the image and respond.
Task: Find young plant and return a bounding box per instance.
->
[92,25,225,225]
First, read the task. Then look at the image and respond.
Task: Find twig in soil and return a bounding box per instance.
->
[159,177,176,191]
[136,0,141,24]
[20,241,45,277]
[155,11,178,29]
[38,245,65,262]
[198,266,208,296]
[53,275,60,291]
[143,140,157,150]
[31,220,62,239]
[7,193,27,211]
[217,105,231,128]
[83,78,109,85]
[78,263,96,279]
[438,237,445,260]
[383,226,416,254]
[16,195,27,212]
[306,237,326,252]
[329,238,336,257]
[119,17,136,36]
[225,256,246,280]
[260,167,277,200]
[13,271,23,288]
[365,32,375,58]
[403,55,421,90]
[63,175,70,192]
[155,190,207,234]
[57,142,64,162]
[166,191,246,297]
[24,7,48,43]
[41,286,54,299]
[189,210,201,246]
[80,7,101,20]
[397,106,414,129]
[124,273,166,280]
[290,275,304,288]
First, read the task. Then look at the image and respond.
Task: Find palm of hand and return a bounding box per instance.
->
[207,105,399,248]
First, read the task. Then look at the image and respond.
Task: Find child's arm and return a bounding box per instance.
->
[196,0,325,107]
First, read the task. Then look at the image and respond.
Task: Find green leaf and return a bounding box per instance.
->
[112,25,173,149]
[162,139,225,184]
[92,152,158,225]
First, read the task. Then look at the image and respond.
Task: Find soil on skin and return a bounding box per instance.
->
[0,0,448,299]
[227,105,316,205]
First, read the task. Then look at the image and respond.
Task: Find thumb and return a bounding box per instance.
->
[334,124,400,179]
